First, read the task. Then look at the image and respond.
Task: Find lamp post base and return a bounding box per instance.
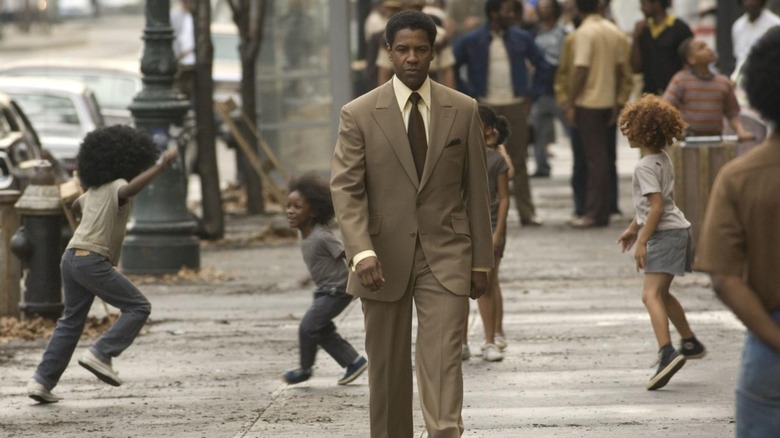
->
[120,233,200,275]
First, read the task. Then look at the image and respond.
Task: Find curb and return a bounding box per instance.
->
[0,24,88,53]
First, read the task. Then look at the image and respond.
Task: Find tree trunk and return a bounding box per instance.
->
[240,59,264,214]
[193,0,224,238]
[228,0,268,215]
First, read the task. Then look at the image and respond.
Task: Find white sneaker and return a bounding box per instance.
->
[494,334,507,351]
[461,344,471,361]
[481,343,504,362]
[78,350,122,386]
[27,379,61,404]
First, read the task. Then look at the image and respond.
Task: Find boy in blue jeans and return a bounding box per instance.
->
[28,126,177,403]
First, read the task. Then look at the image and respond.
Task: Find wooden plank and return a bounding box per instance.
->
[214,100,287,206]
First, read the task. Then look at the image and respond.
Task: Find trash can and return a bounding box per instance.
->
[670,136,737,250]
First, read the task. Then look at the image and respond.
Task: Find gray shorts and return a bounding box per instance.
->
[645,228,693,276]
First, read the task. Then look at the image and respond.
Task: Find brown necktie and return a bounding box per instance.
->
[407,92,427,179]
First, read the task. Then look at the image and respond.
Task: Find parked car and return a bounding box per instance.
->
[0,60,142,126]
[0,92,70,190]
[0,78,104,172]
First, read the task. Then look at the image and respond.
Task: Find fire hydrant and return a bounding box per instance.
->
[10,165,69,320]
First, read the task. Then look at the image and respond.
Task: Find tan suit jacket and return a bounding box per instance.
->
[331,80,493,302]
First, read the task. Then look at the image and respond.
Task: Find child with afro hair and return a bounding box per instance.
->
[281,174,367,386]
[27,125,178,403]
[616,94,706,391]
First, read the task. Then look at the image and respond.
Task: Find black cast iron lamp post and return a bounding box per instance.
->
[122,0,200,274]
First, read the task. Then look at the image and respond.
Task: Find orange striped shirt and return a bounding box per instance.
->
[662,69,739,135]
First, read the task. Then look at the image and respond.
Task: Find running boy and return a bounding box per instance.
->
[281,174,367,385]
[616,94,706,391]
[27,125,178,403]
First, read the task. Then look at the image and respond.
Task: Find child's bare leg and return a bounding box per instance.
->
[663,290,694,339]
[493,257,505,337]
[642,273,675,348]
[493,284,505,335]
[478,268,499,344]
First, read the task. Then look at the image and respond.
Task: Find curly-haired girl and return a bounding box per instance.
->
[281,174,367,386]
[616,94,706,391]
[27,125,178,403]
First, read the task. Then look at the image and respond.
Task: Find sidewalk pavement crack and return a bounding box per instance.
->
[232,386,288,438]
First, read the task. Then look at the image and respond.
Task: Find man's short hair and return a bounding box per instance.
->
[575,0,599,15]
[677,37,693,63]
[385,10,437,47]
[485,0,512,18]
[743,26,780,124]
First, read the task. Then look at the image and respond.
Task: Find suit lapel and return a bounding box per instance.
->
[420,82,457,190]
[371,82,419,188]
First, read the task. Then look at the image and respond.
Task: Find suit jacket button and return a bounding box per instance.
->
[409,232,416,238]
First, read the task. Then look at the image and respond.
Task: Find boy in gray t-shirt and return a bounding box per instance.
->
[281,175,367,386]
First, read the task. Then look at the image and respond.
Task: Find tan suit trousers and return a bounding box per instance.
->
[362,241,469,438]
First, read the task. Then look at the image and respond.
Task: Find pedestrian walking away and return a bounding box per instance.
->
[27,125,179,404]
[281,174,367,386]
[695,27,780,438]
[616,94,706,391]
[530,0,568,178]
[331,10,493,438]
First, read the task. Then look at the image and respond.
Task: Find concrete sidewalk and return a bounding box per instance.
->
[0,139,744,437]
[0,20,88,52]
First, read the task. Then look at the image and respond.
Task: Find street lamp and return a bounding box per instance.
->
[122,0,200,274]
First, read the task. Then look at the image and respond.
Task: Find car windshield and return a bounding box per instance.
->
[10,93,83,138]
[81,75,137,112]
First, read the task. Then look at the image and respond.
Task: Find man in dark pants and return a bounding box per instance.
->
[566,0,625,228]
[454,0,552,227]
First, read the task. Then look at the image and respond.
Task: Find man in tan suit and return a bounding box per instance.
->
[331,10,493,438]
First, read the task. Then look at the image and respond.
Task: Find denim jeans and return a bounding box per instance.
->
[736,311,780,438]
[33,249,151,390]
[299,287,358,370]
[531,94,559,175]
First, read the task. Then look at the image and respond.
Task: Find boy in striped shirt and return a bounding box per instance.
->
[663,37,753,140]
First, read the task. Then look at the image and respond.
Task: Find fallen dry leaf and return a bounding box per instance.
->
[127,266,235,286]
[0,314,118,344]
